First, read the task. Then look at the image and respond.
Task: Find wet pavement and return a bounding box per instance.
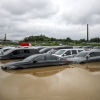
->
[0,60,100,100]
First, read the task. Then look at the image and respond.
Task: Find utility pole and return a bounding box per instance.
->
[4,34,6,41]
[87,24,89,42]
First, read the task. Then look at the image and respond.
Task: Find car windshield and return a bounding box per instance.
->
[3,49,12,55]
[39,48,48,52]
[54,50,66,55]
[75,52,89,57]
[23,54,38,62]
[47,49,56,54]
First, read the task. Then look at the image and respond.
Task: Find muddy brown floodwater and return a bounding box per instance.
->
[0,60,100,100]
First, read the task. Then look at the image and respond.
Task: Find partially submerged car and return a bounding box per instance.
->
[0,48,39,60]
[67,49,100,64]
[1,54,69,70]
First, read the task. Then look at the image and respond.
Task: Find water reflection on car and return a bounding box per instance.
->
[1,54,69,70]
[69,62,100,72]
[2,65,69,77]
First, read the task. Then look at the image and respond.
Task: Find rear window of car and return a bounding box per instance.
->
[76,52,89,57]
[78,50,83,52]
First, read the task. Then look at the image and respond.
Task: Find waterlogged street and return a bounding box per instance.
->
[0,60,100,100]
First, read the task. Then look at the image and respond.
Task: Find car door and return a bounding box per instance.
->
[21,49,31,58]
[72,50,77,57]
[93,52,100,62]
[86,52,97,63]
[9,50,21,59]
[29,55,46,68]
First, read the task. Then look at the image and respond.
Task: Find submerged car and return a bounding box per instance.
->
[67,49,100,64]
[0,48,39,60]
[1,54,69,70]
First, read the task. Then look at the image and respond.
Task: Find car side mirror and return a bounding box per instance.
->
[73,54,76,57]
[63,54,66,56]
[86,55,89,60]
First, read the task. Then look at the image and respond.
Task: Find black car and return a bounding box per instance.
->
[1,54,69,70]
[0,48,39,60]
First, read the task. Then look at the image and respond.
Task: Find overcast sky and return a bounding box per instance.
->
[0,0,100,40]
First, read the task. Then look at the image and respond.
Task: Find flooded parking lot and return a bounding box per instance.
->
[0,60,100,100]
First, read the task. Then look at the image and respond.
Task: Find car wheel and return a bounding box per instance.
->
[80,62,85,64]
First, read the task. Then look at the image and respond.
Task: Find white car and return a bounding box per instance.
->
[53,49,84,58]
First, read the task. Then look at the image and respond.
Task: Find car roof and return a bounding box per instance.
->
[57,48,84,51]
[9,48,38,50]
[80,49,100,53]
[30,53,61,58]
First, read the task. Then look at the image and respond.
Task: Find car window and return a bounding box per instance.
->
[23,50,30,53]
[46,55,58,60]
[72,50,77,54]
[65,50,71,55]
[75,52,89,57]
[89,52,100,57]
[12,50,20,55]
[96,52,100,56]
[23,54,38,62]
[78,50,83,53]
[35,55,45,61]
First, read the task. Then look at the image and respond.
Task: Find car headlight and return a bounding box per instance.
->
[1,66,5,69]
[5,66,16,70]
[9,66,16,68]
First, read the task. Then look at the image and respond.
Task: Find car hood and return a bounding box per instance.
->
[3,60,25,67]
[52,54,62,57]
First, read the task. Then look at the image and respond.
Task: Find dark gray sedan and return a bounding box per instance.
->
[1,54,69,70]
[67,49,100,64]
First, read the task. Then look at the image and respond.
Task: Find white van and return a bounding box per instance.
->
[53,49,84,58]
